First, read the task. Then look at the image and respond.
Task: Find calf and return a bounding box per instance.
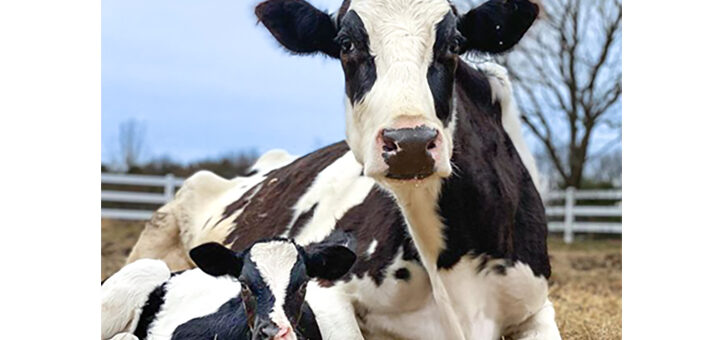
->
[102,236,356,340]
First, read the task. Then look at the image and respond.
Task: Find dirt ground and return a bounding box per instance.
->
[101,219,621,339]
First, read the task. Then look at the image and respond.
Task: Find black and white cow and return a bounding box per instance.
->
[103,236,357,340]
[127,0,559,339]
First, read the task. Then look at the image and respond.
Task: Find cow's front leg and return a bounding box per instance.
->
[505,299,562,340]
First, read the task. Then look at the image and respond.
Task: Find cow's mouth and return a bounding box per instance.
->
[385,171,434,181]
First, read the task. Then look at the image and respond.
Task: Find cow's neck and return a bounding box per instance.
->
[377,61,537,339]
[388,180,445,262]
[383,61,500,272]
[383,177,466,340]
[379,99,466,338]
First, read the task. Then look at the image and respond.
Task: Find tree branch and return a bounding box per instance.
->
[583,1,622,104]
[521,114,570,182]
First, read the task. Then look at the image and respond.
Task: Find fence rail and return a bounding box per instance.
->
[101,173,621,243]
[101,173,183,221]
[544,187,622,243]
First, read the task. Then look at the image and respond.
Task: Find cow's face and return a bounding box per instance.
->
[256,0,538,183]
[190,240,356,340]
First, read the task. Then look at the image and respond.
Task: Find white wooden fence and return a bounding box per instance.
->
[544,187,622,243]
[101,173,184,220]
[101,173,621,243]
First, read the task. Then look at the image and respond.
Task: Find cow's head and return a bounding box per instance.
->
[256,0,538,183]
[190,238,356,340]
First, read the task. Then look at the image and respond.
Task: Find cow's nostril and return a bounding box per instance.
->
[427,141,436,150]
[382,136,398,152]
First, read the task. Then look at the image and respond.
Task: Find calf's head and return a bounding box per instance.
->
[256,0,538,182]
[190,238,356,340]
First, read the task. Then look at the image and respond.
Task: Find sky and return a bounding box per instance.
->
[102,0,620,166]
[102,0,346,164]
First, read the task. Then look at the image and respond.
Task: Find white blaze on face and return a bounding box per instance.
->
[344,0,454,177]
[249,241,299,333]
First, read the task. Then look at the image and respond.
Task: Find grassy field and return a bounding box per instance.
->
[101,219,621,339]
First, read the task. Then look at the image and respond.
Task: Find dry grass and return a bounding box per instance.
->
[547,237,622,339]
[101,219,146,281]
[101,220,621,339]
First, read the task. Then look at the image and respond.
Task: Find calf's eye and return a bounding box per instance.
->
[240,283,250,298]
[240,284,257,327]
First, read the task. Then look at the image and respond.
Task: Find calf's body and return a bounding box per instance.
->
[104,237,355,340]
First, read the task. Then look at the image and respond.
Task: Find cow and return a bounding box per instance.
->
[125,0,560,339]
[102,234,357,340]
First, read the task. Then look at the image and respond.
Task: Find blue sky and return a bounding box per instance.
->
[102,0,620,165]
[102,0,346,164]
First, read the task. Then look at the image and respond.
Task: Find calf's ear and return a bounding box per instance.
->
[255,0,340,58]
[458,0,539,54]
[190,242,244,277]
[305,245,356,281]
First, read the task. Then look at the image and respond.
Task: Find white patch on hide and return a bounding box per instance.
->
[149,269,241,338]
[101,259,171,339]
[249,241,299,329]
[289,152,375,245]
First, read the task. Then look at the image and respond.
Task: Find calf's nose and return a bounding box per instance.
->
[257,322,280,339]
[381,126,438,180]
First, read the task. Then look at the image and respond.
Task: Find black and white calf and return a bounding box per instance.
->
[102,236,356,340]
[127,0,560,339]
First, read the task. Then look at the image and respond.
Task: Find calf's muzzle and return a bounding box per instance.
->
[254,321,292,340]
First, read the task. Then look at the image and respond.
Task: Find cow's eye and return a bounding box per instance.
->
[449,36,466,55]
[338,37,354,54]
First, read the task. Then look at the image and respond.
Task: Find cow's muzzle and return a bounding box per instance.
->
[381,126,439,180]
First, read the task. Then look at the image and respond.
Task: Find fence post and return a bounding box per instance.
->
[564,186,575,244]
[164,174,175,202]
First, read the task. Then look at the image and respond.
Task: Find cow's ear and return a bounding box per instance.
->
[190,242,244,277]
[255,0,340,58]
[458,0,539,54]
[305,245,356,281]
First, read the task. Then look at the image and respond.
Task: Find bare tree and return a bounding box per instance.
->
[118,119,147,171]
[498,0,622,188]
